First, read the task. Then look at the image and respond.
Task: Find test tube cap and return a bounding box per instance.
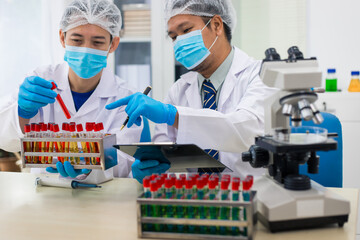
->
[69,124,76,132]
[31,123,36,131]
[35,124,41,132]
[143,176,151,188]
[150,180,158,192]
[85,122,94,131]
[232,178,240,191]
[96,122,104,131]
[185,178,193,189]
[196,178,204,189]
[41,124,48,132]
[220,178,230,190]
[24,124,31,133]
[53,124,60,132]
[165,178,172,188]
[243,177,253,191]
[246,175,254,185]
[62,122,69,131]
[151,173,159,181]
[76,124,83,132]
[175,179,183,189]
[208,178,217,190]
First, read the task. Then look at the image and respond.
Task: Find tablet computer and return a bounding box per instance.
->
[113,142,231,172]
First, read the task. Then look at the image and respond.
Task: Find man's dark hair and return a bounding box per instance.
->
[201,16,232,43]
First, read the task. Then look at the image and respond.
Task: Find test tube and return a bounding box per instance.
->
[242,175,253,236]
[86,122,96,165]
[24,124,32,163]
[220,177,230,235]
[53,124,64,163]
[47,123,54,164]
[208,177,218,234]
[150,180,161,231]
[69,123,79,164]
[62,123,70,162]
[77,124,89,165]
[40,123,48,164]
[196,178,206,234]
[231,177,241,235]
[33,124,41,164]
[51,82,71,119]
[185,178,195,233]
[175,178,184,233]
[165,178,174,232]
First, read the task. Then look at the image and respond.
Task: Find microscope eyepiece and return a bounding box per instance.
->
[288,46,304,61]
[264,48,281,61]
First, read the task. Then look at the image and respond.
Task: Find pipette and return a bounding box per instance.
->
[35,177,101,189]
[51,82,71,119]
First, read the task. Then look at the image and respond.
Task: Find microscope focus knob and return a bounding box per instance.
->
[242,145,270,168]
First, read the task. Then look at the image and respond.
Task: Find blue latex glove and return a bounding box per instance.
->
[18,76,57,119]
[46,161,91,178]
[132,159,170,184]
[105,93,178,128]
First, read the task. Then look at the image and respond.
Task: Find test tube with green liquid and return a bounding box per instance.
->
[165,178,174,232]
[231,177,241,235]
[242,175,253,236]
[219,177,230,235]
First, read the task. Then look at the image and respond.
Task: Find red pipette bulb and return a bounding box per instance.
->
[51,82,71,119]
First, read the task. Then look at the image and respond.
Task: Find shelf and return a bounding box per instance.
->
[120,36,151,43]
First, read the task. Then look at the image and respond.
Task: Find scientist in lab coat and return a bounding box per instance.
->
[106,0,277,182]
[0,0,142,178]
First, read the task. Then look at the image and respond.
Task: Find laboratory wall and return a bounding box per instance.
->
[307,0,360,91]
[0,0,68,98]
[232,0,307,62]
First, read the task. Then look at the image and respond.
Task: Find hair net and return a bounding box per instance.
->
[60,0,122,37]
[164,0,237,32]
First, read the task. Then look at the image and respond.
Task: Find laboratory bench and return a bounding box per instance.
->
[0,172,357,240]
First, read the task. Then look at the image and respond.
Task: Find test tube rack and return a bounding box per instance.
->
[20,134,117,170]
[136,191,256,240]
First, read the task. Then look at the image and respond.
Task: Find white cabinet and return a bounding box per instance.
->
[316,92,360,188]
[110,0,175,102]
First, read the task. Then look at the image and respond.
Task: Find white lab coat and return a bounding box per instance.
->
[153,47,277,178]
[0,62,142,177]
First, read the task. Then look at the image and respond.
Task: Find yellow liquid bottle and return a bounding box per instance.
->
[348,71,360,92]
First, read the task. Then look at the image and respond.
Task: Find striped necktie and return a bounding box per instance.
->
[201,80,221,174]
[202,80,219,160]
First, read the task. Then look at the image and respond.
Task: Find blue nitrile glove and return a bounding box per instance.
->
[46,161,91,178]
[18,76,58,119]
[105,93,178,128]
[132,159,170,184]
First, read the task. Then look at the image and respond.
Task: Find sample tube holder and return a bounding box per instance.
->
[20,134,117,171]
[137,191,257,240]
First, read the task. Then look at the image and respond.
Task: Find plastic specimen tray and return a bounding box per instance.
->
[20,134,117,170]
[136,191,257,240]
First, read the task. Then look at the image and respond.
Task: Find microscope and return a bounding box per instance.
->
[242,47,350,232]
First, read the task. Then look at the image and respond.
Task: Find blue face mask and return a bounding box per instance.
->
[64,45,109,79]
[173,19,218,70]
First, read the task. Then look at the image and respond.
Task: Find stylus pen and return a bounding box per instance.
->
[120,86,152,131]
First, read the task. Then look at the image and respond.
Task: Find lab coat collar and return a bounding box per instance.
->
[183,72,202,109]
[182,47,253,109]
[218,47,253,109]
